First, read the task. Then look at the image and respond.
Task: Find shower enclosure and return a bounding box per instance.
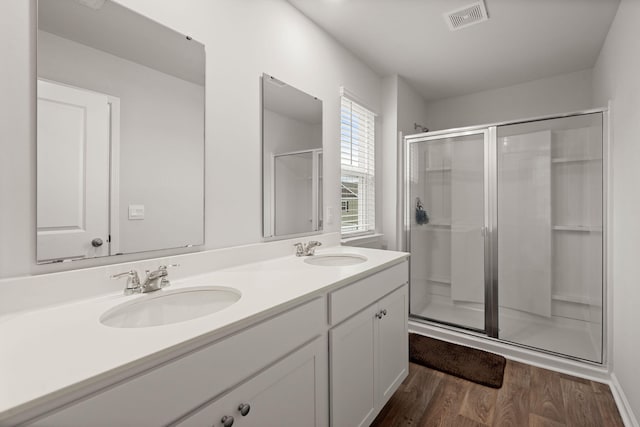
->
[405,110,606,363]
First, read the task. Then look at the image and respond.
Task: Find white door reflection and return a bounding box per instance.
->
[37,80,118,261]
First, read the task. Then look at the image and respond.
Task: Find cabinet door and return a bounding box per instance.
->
[329,305,378,427]
[376,284,408,405]
[177,338,324,427]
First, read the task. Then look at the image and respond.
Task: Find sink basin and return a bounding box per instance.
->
[100,286,241,328]
[304,253,367,266]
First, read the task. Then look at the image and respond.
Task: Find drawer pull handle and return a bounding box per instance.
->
[238,403,251,416]
[221,415,234,427]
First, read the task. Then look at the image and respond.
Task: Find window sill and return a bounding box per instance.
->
[340,232,384,247]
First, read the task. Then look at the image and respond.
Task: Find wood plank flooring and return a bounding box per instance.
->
[370,361,624,427]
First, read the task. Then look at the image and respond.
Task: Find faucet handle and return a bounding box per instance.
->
[294,242,304,257]
[158,264,180,288]
[111,270,141,295]
[111,270,140,282]
[307,240,322,255]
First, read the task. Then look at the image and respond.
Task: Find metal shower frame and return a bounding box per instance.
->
[402,107,609,365]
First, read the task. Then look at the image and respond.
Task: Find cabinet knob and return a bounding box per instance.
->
[238,403,251,416]
[375,312,382,319]
[221,415,234,427]
[91,238,103,247]
[382,309,387,316]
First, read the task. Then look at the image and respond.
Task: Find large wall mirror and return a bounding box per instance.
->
[262,74,323,239]
[36,0,205,263]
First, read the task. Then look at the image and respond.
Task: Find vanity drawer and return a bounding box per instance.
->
[175,338,325,427]
[29,297,324,427]
[328,261,408,326]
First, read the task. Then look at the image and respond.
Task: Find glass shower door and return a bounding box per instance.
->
[407,131,488,332]
[496,113,604,362]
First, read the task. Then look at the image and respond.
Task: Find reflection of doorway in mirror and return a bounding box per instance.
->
[271,148,323,237]
[36,80,120,262]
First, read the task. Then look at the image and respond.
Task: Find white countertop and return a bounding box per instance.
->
[0,246,408,422]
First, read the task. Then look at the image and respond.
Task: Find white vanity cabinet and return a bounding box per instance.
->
[328,262,409,427]
[27,298,327,427]
[19,258,410,427]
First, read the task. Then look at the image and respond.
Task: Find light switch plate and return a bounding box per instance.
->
[128,204,145,220]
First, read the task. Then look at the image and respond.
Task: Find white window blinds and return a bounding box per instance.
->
[340,96,375,235]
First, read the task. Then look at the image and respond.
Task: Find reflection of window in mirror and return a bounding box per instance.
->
[340,96,376,237]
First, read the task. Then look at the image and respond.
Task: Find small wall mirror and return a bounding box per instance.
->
[262,74,323,239]
[36,0,205,263]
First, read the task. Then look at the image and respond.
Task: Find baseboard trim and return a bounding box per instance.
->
[610,373,639,427]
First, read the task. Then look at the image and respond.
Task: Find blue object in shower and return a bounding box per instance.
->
[416,198,429,225]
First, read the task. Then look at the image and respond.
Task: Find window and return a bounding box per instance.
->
[340,96,375,235]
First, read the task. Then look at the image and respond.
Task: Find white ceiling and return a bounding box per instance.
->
[287,0,620,101]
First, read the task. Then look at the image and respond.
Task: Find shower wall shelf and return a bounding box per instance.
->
[551,293,599,306]
[551,157,601,163]
[425,167,452,172]
[425,221,451,228]
[552,225,603,232]
[426,276,451,284]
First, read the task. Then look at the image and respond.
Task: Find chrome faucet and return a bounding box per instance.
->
[111,264,179,295]
[111,270,142,295]
[294,241,322,257]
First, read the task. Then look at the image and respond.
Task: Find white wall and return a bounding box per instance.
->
[592,0,640,422]
[380,75,399,251]
[424,69,595,131]
[395,77,430,251]
[397,76,430,137]
[0,0,35,278]
[38,30,205,255]
[379,75,430,251]
[0,0,381,278]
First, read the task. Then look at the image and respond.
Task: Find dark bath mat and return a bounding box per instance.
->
[409,333,506,388]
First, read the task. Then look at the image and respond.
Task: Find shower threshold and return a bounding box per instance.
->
[412,301,601,363]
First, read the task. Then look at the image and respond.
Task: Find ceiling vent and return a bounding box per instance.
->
[444,1,489,31]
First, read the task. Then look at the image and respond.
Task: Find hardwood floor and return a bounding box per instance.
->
[371,361,624,427]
